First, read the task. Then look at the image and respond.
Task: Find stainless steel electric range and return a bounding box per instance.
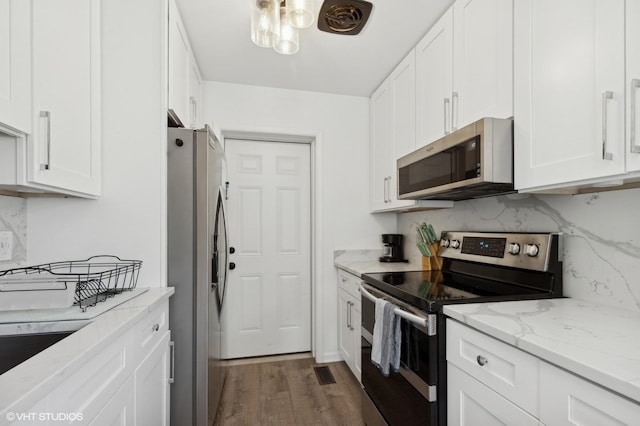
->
[360,231,563,426]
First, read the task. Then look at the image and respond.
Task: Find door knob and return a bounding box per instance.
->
[229,247,235,254]
[229,262,236,270]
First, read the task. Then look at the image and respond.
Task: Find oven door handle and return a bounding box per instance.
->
[360,284,437,335]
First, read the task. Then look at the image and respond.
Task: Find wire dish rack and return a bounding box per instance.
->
[0,255,142,312]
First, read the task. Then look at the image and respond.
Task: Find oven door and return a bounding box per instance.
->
[360,285,438,425]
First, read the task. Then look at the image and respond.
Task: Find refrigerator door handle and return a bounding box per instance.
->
[211,251,219,289]
[169,340,175,384]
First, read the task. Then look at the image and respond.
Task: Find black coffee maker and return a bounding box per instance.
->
[379,234,407,263]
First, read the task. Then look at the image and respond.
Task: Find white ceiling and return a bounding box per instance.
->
[174,0,454,97]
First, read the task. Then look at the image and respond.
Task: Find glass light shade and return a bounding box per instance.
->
[251,0,280,48]
[286,0,314,28]
[274,8,299,54]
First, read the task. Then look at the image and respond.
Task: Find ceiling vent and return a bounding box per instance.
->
[317,0,373,35]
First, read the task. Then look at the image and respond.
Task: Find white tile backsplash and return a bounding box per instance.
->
[0,195,27,269]
[398,189,640,312]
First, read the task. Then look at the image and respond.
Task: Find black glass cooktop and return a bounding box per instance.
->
[361,268,555,312]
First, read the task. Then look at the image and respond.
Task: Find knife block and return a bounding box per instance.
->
[421,242,443,270]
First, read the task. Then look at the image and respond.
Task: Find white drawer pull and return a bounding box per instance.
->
[476,355,488,366]
[152,323,160,332]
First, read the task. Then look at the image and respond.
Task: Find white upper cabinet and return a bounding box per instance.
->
[28,0,101,197]
[514,0,628,191]
[626,0,640,173]
[416,0,512,148]
[189,52,203,129]
[416,7,454,147]
[391,52,417,159]
[370,52,453,212]
[452,0,512,128]
[168,0,191,127]
[0,0,31,134]
[168,0,203,129]
[370,80,392,211]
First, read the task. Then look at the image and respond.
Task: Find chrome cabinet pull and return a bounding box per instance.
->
[476,355,488,366]
[169,341,175,384]
[383,177,387,203]
[346,301,351,330]
[383,176,391,203]
[39,111,51,170]
[444,98,451,134]
[631,79,640,154]
[452,91,459,131]
[602,91,614,160]
[190,96,197,128]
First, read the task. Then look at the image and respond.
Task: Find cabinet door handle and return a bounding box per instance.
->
[602,91,614,160]
[476,355,488,366]
[452,92,459,131]
[631,79,640,154]
[383,177,389,203]
[190,96,197,128]
[347,301,351,329]
[39,111,51,170]
[169,341,175,384]
[443,98,451,135]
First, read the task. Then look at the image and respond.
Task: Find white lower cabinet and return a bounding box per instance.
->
[448,364,538,426]
[11,301,172,426]
[447,319,640,426]
[90,376,135,426]
[539,362,640,426]
[134,331,171,425]
[337,269,361,382]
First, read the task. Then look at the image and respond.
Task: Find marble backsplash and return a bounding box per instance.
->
[398,189,640,312]
[0,196,27,269]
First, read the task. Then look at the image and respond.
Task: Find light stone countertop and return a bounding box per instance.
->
[0,287,174,416]
[444,298,640,403]
[334,249,426,277]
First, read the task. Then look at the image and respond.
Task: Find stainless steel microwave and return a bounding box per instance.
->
[397,117,514,201]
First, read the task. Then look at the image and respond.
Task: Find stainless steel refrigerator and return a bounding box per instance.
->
[168,126,229,425]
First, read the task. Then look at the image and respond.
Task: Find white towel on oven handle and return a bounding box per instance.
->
[371,298,402,376]
[371,298,386,366]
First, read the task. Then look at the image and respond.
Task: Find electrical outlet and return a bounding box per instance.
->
[0,231,13,261]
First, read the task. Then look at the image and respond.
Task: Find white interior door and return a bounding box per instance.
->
[223,139,311,359]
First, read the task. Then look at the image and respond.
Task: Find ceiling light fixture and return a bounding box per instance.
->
[250,0,313,55]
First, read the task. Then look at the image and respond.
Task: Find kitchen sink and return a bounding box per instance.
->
[0,320,90,375]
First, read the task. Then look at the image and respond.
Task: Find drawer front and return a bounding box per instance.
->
[446,319,539,416]
[448,363,539,426]
[133,300,169,364]
[337,269,361,300]
[540,362,640,426]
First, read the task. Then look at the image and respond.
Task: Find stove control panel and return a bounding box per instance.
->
[439,232,560,272]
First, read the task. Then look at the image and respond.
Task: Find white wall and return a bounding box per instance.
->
[202,81,396,361]
[26,0,167,287]
[398,189,640,312]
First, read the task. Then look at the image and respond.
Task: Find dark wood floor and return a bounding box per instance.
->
[214,356,365,425]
